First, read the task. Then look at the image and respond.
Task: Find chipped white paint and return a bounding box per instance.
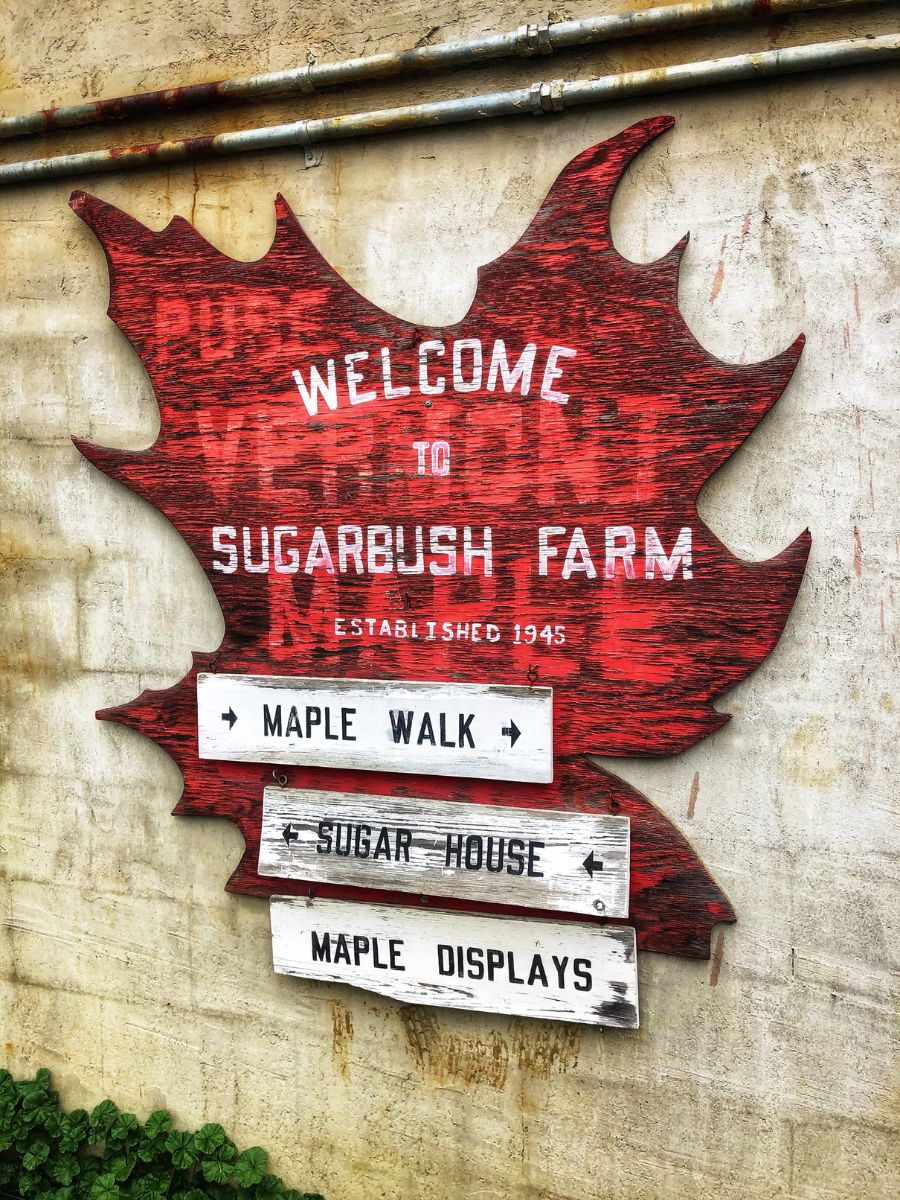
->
[259,787,630,917]
[197,673,553,781]
[270,897,639,1027]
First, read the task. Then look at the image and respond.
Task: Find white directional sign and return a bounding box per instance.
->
[197,673,553,782]
[260,788,630,918]
[271,897,639,1028]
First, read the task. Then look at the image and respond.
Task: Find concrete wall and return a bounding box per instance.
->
[1,3,898,1197]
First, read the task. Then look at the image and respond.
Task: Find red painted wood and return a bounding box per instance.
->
[72,116,808,957]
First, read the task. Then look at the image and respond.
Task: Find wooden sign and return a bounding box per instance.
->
[198,673,553,781]
[72,114,811,959]
[259,787,630,918]
[271,897,639,1028]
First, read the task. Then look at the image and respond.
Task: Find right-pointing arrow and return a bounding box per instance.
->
[501,720,521,748]
[582,851,604,879]
[221,707,237,730]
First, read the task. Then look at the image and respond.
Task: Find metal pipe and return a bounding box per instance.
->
[0,35,897,187]
[0,0,883,141]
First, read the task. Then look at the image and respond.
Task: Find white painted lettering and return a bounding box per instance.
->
[645,526,693,580]
[487,340,537,395]
[211,525,237,573]
[337,525,364,573]
[452,339,483,393]
[605,526,637,579]
[292,361,338,415]
[463,526,493,577]
[381,347,411,399]
[429,526,457,576]
[304,526,335,574]
[562,527,597,580]
[538,526,566,576]
[540,345,577,404]
[273,525,299,574]
[418,341,446,395]
[367,525,394,574]
[243,526,270,573]
[345,352,377,405]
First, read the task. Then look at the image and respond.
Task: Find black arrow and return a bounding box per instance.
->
[282,823,299,847]
[220,707,237,730]
[582,851,604,878]
[501,720,521,748]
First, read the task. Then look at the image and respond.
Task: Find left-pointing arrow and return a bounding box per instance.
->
[582,851,604,879]
[221,707,237,730]
[282,823,299,847]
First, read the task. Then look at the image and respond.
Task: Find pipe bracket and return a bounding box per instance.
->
[516,22,554,57]
[529,80,566,114]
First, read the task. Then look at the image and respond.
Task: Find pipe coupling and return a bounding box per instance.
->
[529,81,566,114]
[296,63,318,94]
[516,22,554,57]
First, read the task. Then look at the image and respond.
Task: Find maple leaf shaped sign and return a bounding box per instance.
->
[73,116,808,958]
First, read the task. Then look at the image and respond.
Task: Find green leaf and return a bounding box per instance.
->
[79,1159,101,1186]
[88,1173,120,1200]
[108,1151,136,1182]
[36,1102,59,1128]
[49,1154,80,1185]
[108,1112,140,1142]
[201,1157,232,1183]
[59,1111,90,1154]
[137,1133,163,1162]
[143,1109,172,1139]
[234,1146,268,1187]
[90,1100,119,1130]
[43,1110,67,1140]
[193,1122,227,1154]
[132,1167,172,1200]
[256,1173,287,1200]
[165,1129,198,1169]
[23,1138,51,1170]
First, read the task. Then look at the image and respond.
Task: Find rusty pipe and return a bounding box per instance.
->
[0,34,897,187]
[0,0,885,141]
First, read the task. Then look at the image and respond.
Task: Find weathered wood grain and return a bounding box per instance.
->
[198,673,553,781]
[259,787,630,917]
[67,113,809,956]
[270,897,639,1028]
